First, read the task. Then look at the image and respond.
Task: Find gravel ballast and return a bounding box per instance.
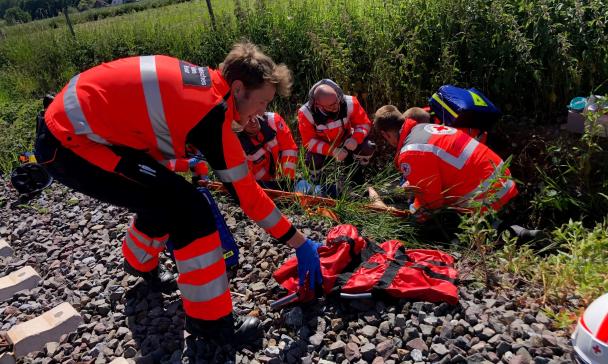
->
[0,179,574,363]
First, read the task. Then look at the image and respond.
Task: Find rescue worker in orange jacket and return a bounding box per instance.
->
[237,111,298,190]
[298,79,375,185]
[34,43,323,345]
[374,106,546,241]
[374,105,517,215]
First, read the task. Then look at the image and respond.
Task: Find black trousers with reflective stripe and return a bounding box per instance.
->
[34,122,217,250]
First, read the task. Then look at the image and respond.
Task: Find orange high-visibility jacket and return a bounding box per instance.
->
[395,120,517,212]
[44,55,295,242]
[298,81,371,156]
[239,112,298,181]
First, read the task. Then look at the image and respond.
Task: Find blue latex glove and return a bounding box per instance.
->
[295,239,323,290]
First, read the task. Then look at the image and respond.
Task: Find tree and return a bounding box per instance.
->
[4,6,31,24]
[77,0,95,11]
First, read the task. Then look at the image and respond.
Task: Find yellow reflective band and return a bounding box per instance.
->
[432,93,458,118]
[469,90,488,107]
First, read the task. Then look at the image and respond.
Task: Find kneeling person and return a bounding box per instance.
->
[298,79,375,186]
[374,105,517,215]
[238,112,298,190]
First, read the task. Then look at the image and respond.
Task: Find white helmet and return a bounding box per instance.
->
[572,293,608,363]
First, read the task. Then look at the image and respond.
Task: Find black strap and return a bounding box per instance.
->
[410,263,459,284]
[374,244,409,291]
[425,260,453,268]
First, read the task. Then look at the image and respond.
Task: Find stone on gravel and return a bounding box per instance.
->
[410,349,423,362]
[309,333,324,346]
[329,340,346,353]
[360,325,378,338]
[345,342,361,361]
[376,339,395,359]
[360,342,376,362]
[535,312,550,325]
[431,343,448,356]
[406,338,428,352]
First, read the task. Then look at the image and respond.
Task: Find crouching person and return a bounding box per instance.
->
[238,111,298,190]
[34,42,323,346]
[298,79,375,187]
[374,105,544,240]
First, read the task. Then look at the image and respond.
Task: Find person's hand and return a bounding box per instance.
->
[189,159,209,177]
[295,239,323,289]
[332,148,348,162]
[343,137,358,151]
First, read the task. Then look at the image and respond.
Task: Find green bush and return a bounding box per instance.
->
[4,6,31,24]
[529,100,608,227]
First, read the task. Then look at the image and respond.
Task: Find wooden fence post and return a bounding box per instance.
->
[62,7,76,38]
[205,0,216,31]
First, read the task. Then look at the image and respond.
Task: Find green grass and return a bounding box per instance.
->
[496,219,608,305]
[0,99,40,174]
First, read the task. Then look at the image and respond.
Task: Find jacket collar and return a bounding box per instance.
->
[394,118,418,166]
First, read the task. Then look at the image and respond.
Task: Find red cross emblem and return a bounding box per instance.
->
[424,124,456,135]
[593,345,602,355]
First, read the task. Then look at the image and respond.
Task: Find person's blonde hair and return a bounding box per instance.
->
[220,42,292,97]
[403,107,431,124]
[374,105,405,132]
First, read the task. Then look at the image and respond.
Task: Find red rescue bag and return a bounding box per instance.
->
[273,224,459,306]
[272,224,367,296]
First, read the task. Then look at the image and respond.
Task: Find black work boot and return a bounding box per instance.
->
[123,259,177,293]
[185,314,263,347]
[509,225,548,243]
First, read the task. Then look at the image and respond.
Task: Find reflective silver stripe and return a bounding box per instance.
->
[125,233,154,264]
[461,161,505,200]
[315,142,325,154]
[458,179,515,208]
[63,74,111,145]
[153,234,169,247]
[175,246,223,274]
[405,124,433,145]
[256,207,283,229]
[355,124,371,132]
[254,168,267,180]
[282,150,298,157]
[401,138,479,170]
[300,105,315,125]
[161,159,177,170]
[265,112,276,129]
[344,95,354,116]
[179,273,229,302]
[307,140,318,150]
[215,162,249,183]
[283,161,297,170]
[247,148,267,161]
[495,179,515,200]
[266,138,278,148]
[140,56,175,160]
[316,119,346,131]
[129,226,164,249]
